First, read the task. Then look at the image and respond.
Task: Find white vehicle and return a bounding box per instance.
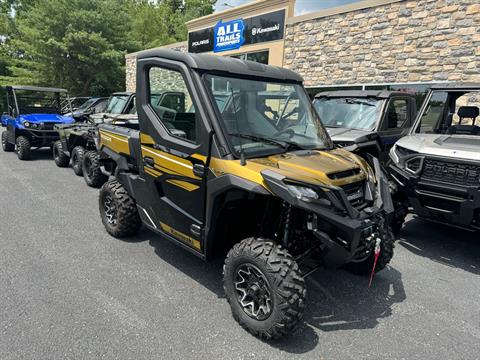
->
[389,83,480,233]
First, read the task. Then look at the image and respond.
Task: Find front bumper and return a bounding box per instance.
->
[25,129,60,145]
[389,163,480,230]
[261,158,394,268]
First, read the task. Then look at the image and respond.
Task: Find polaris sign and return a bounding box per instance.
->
[213,19,245,52]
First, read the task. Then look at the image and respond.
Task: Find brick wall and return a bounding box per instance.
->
[125,42,188,92]
[283,0,480,87]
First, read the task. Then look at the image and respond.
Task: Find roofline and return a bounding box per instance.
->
[136,49,304,83]
[111,92,135,96]
[6,85,68,93]
[430,83,480,90]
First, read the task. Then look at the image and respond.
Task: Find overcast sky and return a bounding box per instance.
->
[215,0,359,15]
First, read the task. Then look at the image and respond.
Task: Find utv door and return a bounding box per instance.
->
[377,96,415,162]
[135,59,211,254]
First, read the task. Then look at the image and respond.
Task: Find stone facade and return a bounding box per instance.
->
[284,0,480,87]
[125,42,188,92]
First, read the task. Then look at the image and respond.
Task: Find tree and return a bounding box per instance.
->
[2,0,138,96]
[128,0,215,50]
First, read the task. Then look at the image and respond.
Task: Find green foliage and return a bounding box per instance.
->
[0,0,215,97]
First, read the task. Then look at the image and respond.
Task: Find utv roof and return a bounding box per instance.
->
[6,85,68,93]
[136,49,303,83]
[430,82,480,90]
[314,90,410,99]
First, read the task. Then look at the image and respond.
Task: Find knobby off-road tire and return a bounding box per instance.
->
[345,229,395,275]
[391,202,408,237]
[71,146,85,176]
[2,131,14,152]
[53,140,69,167]
[99,179,141,238]
[83,151,108,188]
[16,136,31,160]
[223,238,306,340]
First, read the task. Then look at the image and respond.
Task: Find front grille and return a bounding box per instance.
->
[342,181,366,208]
[421,158,480,187]
[328,168,361,180]
[43,123,55,131]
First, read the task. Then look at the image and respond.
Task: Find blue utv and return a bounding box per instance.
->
[1,86,75,160]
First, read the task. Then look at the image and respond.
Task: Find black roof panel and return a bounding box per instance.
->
[136,49,303,83]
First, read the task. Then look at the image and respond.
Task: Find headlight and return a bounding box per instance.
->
[23,121,30,128]
[287,184,319,201]
[389,145,399,164]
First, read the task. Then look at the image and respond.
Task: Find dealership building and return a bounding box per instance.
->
[125,0,480,100]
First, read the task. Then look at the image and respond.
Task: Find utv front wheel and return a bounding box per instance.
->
[99,179,141,238]
[345,229,395,275]
[16,136,31,160]
[1,131,14,152]
[83,151,108,188]
[71,146,85,176]
[223,238,306,340]
[53,140,69,167]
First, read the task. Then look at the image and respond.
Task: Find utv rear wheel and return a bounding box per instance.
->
[71,146,85,176]
[223,238,306,340]
[16,136,31,160]
[2,131,14,152]
[345,229,395,275]
[83,151,108,188]
[99,179,141,238]
[53,140,69,167]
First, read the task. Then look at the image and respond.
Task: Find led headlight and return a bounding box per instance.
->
[389,145,399,164]
[23,121,30,128]
[287,185,319,201]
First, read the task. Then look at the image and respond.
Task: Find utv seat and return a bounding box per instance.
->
[447,106,480,135]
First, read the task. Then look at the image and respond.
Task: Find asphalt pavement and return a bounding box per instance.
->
[0,148,479,360]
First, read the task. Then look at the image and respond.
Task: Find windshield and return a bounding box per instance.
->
[76,98,97,111]
[204,74,332,158]
[105,95,129,114]
[14,89,68,115]
[415,90,480,135]
[313,97,383,130]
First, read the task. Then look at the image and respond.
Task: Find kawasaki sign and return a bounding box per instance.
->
[188,9,285,53]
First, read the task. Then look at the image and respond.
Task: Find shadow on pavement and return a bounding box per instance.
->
[129,227,406,354]
[398,216,480,275]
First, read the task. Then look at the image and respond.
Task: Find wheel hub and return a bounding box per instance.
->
[234,263,272,321]
[104,195,117,225]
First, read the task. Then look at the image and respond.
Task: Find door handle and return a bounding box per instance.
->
[193,164,205,178]
[144,156,155,168]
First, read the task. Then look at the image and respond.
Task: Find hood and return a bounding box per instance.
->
[19,113,75,124]
[396,134,480,161]
[326,127,371,143]
[210,148,369,189]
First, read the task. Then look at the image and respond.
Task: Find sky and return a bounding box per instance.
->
[214,0,360,15]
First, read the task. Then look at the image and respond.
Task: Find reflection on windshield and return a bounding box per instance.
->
[204,74,332,158]
[14,90,67,115]
[76,98,96,111]
[105,95,128,114]
[313,97,382,130]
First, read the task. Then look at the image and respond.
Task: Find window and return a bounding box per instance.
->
[313,97,382,130]
[416,91,448,133]
[386,99,408,129]
[105,95,129,114]
[148,67,196,142]
[230,50,269,65]
[452,92,480,125]
[204,74,331,158]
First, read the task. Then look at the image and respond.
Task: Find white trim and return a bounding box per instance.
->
[138,206,157,229]
[306,81,452,90]
[142,147,193,170]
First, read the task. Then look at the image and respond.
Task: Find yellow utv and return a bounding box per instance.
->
[96,49,395,340]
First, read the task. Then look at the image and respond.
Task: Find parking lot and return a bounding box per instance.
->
[0,148,479,360]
